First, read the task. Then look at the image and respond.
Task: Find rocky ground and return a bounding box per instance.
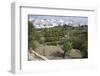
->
[28,45,82,61]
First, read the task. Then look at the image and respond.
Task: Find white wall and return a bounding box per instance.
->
[0,0,100,76]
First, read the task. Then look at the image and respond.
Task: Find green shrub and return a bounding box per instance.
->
[80,41,88,58]
[63,39,73,58]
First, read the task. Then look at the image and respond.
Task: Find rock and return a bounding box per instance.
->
[28,52,36,61]
[35,45,64,59]
[69,49,82,58]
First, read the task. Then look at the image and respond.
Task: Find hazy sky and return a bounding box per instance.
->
[28,15,88,25]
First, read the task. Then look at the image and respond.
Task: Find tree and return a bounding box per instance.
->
[80,41,88,58]
[69,26,88,58]
[63,38,73,58]
[28,21,37,50]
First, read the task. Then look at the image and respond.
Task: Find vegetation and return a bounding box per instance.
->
[28,21,40,50]
[63,39,73,58]
[28,21,88,58]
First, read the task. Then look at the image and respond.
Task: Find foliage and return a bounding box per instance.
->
[63,39,73,58]
[69,28,88,58]
[80,41,88,58]
[28,21,40,50]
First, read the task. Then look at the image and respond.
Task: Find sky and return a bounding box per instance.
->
[28,15,88,25]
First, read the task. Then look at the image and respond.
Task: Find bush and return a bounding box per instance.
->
[80,41,88,58]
